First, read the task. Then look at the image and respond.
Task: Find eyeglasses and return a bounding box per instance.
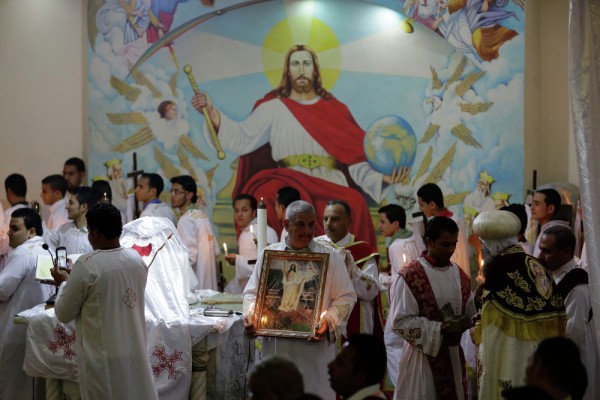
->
[170,189,188,195]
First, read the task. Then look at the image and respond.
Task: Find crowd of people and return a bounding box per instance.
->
[0,154,596,400]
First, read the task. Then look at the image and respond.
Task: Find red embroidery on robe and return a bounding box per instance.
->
[399,260,470,400]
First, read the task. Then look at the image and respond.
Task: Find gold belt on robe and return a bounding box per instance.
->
[277,154,341,170]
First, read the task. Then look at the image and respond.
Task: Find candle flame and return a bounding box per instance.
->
[403,253,407,263]
[223,242,228,255]
[320,311,326,319]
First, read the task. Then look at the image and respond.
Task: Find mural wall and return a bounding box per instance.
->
[88,0,525,277]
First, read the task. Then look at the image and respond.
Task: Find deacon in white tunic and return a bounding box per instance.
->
[243,201,356,400]
[170,175,220,291]
[52,203,158,400]
[378,203,425,389]
[45,186,95,254]
[226,195,278,293]
[0,208,53,400]
[538,226,599,400]
[391,217,473,400]
[135,173,177,226]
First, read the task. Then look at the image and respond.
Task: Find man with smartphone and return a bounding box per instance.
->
[51,203,158,399]
[0,208,53,399]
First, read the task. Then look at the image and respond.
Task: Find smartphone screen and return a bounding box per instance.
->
[56,247,68,269]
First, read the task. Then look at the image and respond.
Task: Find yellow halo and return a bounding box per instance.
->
[262,16,341,90]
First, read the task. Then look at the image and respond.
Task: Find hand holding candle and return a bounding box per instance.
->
[257,198,267,253]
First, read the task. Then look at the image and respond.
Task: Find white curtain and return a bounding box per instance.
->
[569,0,600,334]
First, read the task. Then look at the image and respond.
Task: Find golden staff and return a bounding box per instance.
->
[183,64,226,160]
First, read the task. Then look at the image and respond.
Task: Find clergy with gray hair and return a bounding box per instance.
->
[243,200,356,399]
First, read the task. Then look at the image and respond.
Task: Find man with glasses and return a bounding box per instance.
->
[170,175,220,290]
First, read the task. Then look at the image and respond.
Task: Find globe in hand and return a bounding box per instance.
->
[364,115,417,176]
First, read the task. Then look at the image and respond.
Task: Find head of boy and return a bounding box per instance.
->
[8,208,43,249]
[233,194,257,229]
[424,216,459,265]
[417,183,444,218]
[5,173,27,205]
[86,203,122,250]
[531,188,561,226]
[63,157,86,191]
[67,187,96,222]
[275,186,301,222]
[170,175,197,210]
[135,173,164,203]
[378,204,406,238]
[41,175,68,205]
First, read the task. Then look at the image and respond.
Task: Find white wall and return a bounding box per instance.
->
[0,0,577,205]
[0,0,86,206]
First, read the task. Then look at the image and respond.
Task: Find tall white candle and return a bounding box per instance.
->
[257,198,267,253]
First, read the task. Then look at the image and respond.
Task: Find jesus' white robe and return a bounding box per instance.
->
[391,257,473,400]
[552,259,600,400]
[0,236,53,400]
[225,220,278,293]
[243,240,357,400]
[177,208,220,290]
[54,247,158,400]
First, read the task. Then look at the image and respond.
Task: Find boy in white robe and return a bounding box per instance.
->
[52,203,158,400]
[537,226,599,400]
[225,194,278,293]
[391,216,473,400]
[378,204,425,389]
[41,174,70,230]
[243,201,356,400]
[417,183,470,277]
[170,175,220,290]
[0,174,29,271]
[45,186,94,254]
[0,208,53,399]
[135,172,177,226]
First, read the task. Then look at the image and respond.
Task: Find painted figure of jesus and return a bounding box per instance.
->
[192,45,408,245]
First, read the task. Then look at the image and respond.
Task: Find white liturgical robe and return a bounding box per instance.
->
[0,236,53,400]
[315,232,379,335]
[382,232,424,387]
[225,221,278,293]
[243,240,357,400]
[177,208,220,290]
[140,201,177,226]
[45,221,93,254]
[552,259,599,400]
[46,198,70,230]
[54,247,159,400]
[391,257,474,400]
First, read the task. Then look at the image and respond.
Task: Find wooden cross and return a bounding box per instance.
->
[127,152,144,218]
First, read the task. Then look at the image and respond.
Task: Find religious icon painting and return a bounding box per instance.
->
[254,250,329,339]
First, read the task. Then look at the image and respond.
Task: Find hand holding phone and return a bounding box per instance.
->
[56,247,68,270]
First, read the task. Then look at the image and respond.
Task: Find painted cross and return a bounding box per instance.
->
[152,346,183,380]
[48,324,77,360]
[126,152,145,218]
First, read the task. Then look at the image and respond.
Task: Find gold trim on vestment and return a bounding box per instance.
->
[278,154,340,170]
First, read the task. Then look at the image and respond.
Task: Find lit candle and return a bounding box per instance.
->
[257,198,267,253]
[403,253,407,266]
[223,242,228,256]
